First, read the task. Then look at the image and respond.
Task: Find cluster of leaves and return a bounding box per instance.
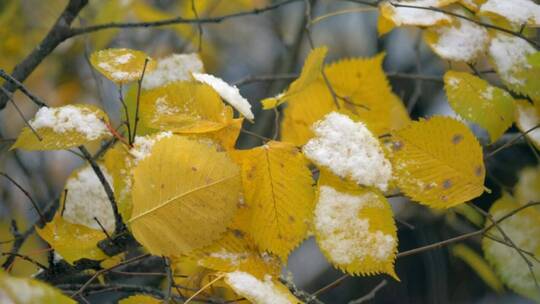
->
[1,0,540,303]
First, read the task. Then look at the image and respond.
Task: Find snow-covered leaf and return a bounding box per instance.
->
[379,0,454,29]
[515,99,540,150]
[90,48,155,84]
[224,271,302,304]
[479,0,540,27]
[142,53,204,90]
[514,165,540,206]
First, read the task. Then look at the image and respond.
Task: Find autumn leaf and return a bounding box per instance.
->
[90,48,156,84]
[224,271,303,304]
[513,165,540,206]
[390,116,485,208]
[12,104,111,151]
[479,0,540,27]
[515,99,540,150]
[140,81,232,134]
[103,143,133,220]
[444,71,515,142]
[129,135,241,256]
[482,193,540,302]
[0,271,76,304]
[379,0,454,29]
[237,141,315,260]
[313,170,398,278]
[262,46,327,109]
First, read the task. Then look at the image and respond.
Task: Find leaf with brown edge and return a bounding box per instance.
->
[12,104,112,151]
[90,48,156,84]
[390,116,485,208]
[313,170,398,279]
[129,135,241,256]
[238,141,315,260]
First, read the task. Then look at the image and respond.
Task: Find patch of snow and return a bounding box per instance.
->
[430,18,488,62]
[314,186,396,264]
[488,34,536,86]
[516,102,540,147]
[225,272,292,304]
[383,0,452,27]
[30,106,109,140]
[130,131,173,165]
[142,53,204,90]
[115,53,134,64]
[481,86,494,100]
[192,73,254,120]
[480,0,540,26]
[303,112,393,191]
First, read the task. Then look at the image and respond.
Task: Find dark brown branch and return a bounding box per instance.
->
[0,0,88,109]
[1,251,49,271]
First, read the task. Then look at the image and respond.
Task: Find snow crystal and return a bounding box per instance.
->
[480,0,540,26]
[155,96,179,116]
[30,105,109,140]
[115,53,134,64]
[481,86,494,100]
[314,186,395,264]
[192,73,254,120]
[226,272,292,304]
[130,131,172,164]
[303,112,392,191]
[210,250,247,266]
[142,53,204,90]
[488,34,535,85]
[431,18,488,62]
[516,102,540,147]
[384,0,451,26]
[63,165,115,232]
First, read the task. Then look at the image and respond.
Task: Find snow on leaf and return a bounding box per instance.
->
[261,46,327,109]
[12,104,111,151]
[90,48,155,84]
[192,73,254,120]
[0,271,76,304]
[379,0,454,28]
[303,112,393,192]
[514,165,540,206]
[482,193,540,302]
[425,16,489,62]
[140,81,232,134]
[129,135,241,256]
[443,71,515,142]
[238,141,315,260]
[479,0,540,27]
[390,116,485,208]
[142,53,204,90]
[224,271,302,304]
[129,131,173,165]
[488,34,540,100]
[515,99,540,150]
[281,53,409,146]
[314,171,398,278]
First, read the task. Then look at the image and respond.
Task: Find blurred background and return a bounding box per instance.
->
[0,0,538,303]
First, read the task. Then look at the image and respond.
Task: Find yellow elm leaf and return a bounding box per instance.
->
[90,48,156,84]
[391,116,485,208]
[140,81,231,134]
[424,17,489,62]
[451,244,504,293]
[281,53,409,146]
[377,12,396,36]
[189,118,244,152]
[515,99,540,150]
[239,141,315,260]
[444,71,515,142]
[12,104,112,151]
[119,295,160,304]
[488,34,540,101]
[224,271,303,304]
[36,213,107,264]
[482,193,540,302]
[261,46,327,109]
[314,170,398,278]
[189,229,281,279]
[129,135,241,256]
[514,165,540,206]
[379,0,454,28]
[0,271,76,304]
[103,143,133,220]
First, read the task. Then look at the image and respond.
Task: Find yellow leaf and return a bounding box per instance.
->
[12,104,111,151]
[479,0,540,27]
[192,118,243,151]
[224,271,303,304]
[444,71,515,142]
[90,48,156,84]
[451,244,503,293]
[281,53,409,146]
[119,295,160,304]
[103,143,133,221]
[0,271,76,304]
[37,214,107,264]
[377,12,396,36]
[488,34,540,101]
[262,46,327,109]
[390,116,485,208]
[379,0,454,28]
[140,81,231,134]
[314,170,398,278]
[515,99,540,150]
[129,135,241,256]
[482,193,540,302]
[514,165,540,206]
[238,141,315,260]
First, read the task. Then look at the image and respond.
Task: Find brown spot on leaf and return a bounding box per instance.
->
[475,166,483,177]
[289,216,295,223]
[452,134,463,144]
[191,166,197,172]
[232,229,245,239]
[440,195,448,202]
[442,179,452,189]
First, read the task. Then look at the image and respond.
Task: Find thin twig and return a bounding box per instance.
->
[0,172,46,225]
[0,86,42,140]
[131,58,149,144]
[348,280,387,304]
